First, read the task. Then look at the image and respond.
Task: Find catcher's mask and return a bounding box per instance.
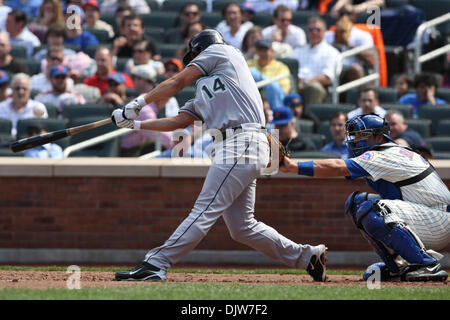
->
[345,114,394,157]
[182,29,225,66]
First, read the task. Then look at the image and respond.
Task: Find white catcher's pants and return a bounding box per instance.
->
[144,130,318,270]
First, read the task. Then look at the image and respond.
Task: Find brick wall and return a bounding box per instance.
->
[1,176,449,253]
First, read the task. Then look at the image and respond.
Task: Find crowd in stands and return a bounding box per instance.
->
[0,0,448,160]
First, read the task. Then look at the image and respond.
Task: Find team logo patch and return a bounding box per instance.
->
[360,151,374,161]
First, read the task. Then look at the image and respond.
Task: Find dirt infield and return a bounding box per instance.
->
[0,270,447,289]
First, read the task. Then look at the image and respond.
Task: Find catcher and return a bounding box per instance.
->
[111,29,327,282]
[281,114,449,282]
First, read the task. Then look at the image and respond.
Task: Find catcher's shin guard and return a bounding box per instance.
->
[355,200,436,269]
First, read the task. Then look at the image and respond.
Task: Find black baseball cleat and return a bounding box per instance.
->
[401,262,448,282]
[115,262,167,281]
[307,244,328,282]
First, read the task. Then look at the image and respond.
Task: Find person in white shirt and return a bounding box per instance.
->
[324,14,374,83]
[31,45,75,93]
[0,0,12,32]
[82,0,115,39]
[34,64,86,117]
[99,0,150,15]
[245,0,299,14]
[0,73,48,139]
[216,2,253,51]
[290,16,340,105]
[5,10,40,58]
[347,86,386,120]
[262,5,306,50]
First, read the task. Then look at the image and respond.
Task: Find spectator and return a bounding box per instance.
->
[398,72,447,118]
[163,2,201,44]
[120,65,174,157]
[0,69,10,102]
[175,21,207,61]
[283,93,320,133]
[34,64,85,117]
[163,58,183,80]
[82,0,115,40]
[0,73,48,139]
[5,0,42,19]
[247,39,291,94]
[291,16,339,105]
[33,23,77,62]
[30,45,74,93]
[242,25,292,60]
[0,31,28,73]
[271,105,317,152]
[395,73,413,100]
[245,0,299,14]
[217,2,253,50]
[6,10,41,58]
[324,14,374,83]
[27,0,63,43]
[113,3,133,37]
[83,47,133,96]
[262,5,306,50]
[64,4,99,52]
[384,110,425,149]
[321,111,352,159]
[125,39,164,76]
[99,0,150,15]
[99,71,128,108]
[249,67,284,110]
[241,2,255,24]
[347,86,386,119]
[0,1,12,32]
[112,14,147,58]
[23,124,63,159]
[329,0,385,19]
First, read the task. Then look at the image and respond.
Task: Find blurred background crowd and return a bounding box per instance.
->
[0,0,448,160]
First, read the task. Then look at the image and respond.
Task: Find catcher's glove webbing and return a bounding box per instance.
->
[266,132,290,166]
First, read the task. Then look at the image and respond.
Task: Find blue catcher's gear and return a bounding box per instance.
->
[182,29,225,66]
[345,114,394,157]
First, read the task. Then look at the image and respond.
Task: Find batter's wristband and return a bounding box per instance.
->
[298,161,314,176]
[134,120,141,129]
[136,95,147,108]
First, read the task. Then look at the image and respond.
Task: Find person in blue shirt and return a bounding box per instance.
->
[23,124,63,159]
[397,72,447,118]
[6,0,42,19]
[321,111,352,159]
[281,114,449,282]
[63,4,99,51]
[249,67,284,110]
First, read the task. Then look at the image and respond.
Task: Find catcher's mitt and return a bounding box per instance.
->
[266,132,290,166]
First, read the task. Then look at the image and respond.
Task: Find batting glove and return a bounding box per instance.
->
[111,109,141,129]
[123,96,146,120]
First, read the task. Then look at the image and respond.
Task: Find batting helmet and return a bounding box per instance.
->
[345,114,394,157]
[182,29,225,66]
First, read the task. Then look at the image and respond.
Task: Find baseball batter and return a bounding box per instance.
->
[281,114,449,281]
[111,29,327,282]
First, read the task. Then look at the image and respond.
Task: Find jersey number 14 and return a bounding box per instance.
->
[202,77,226,99]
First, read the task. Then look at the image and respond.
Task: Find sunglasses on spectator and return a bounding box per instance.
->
[307,27,322,32]
[184,11,199,16]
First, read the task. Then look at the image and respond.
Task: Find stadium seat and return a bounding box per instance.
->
[24,60,41,76]
[86,29,110,44]
[11,46,27,59]
[62,104,112,126]
[145,27,164,43]
[45,104,59,119]
[433,152,450,159]
[141,12,178,29]
[294,119,314,134]
[175,86,196,106]
[0,118,12,134]
[0,147,23,157]
[100,14,115,28]
[67,116,120,157]
[318,120,332,143]
[158,43,182,59]
[436,88,450,102]
[308,104,355,121]
[409,0,450,20]
[380,104,413,119]
[115,58,129,72]
[406,118,431,138]
[146,0,160,11]
[201,12,223,28]
[425,136,450,152]
[16,118,69,149]
[292,10,318,26]
[417,105,450,135]
[346,87,398,104]
[126,88,139,99]
[303,133,326,149]
[277,58,299,93]
[290,151,341,159]
[385,0,410,7]
[253,13,272,28]
[162,0,206,12]
[436,119,450,136]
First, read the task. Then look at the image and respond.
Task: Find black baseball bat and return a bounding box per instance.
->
[10,118,112,153]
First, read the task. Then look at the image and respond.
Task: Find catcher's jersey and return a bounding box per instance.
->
[346,143,450,211]
[180,44,265,131]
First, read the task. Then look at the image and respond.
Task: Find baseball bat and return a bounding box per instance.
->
[10,118,112,153]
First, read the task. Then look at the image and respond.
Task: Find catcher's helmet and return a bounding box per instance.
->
[182,29,225,66]
[345,114,394,157]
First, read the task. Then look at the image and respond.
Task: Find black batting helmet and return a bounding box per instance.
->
[182,29,225,66]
